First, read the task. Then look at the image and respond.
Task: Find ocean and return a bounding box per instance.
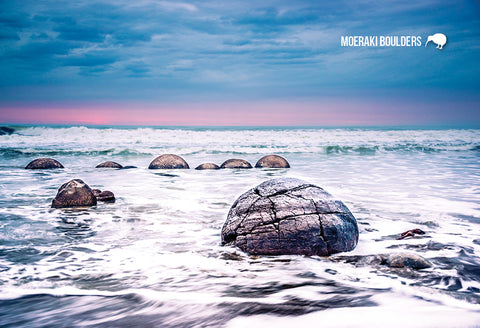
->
[0,126,479,327]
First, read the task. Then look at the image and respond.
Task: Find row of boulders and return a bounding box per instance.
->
[150,154,290,169]
[24,154,290,170]
[51,179,115,208]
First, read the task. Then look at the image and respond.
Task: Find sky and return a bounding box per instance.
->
[0,0,479,126]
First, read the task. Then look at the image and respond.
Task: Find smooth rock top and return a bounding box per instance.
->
[221,178,359,256]
[148,154,190,169]
[25,158,64,169]
[96,161,123,169]
[195,163,220,170]
[51,179,97,208]
[255,155,290,168]
[386,253,432,269]
[220,159,252,169]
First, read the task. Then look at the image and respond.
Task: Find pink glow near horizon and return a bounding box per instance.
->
[0,100,449,126]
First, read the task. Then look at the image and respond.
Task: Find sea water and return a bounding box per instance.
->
[0,126,479,327]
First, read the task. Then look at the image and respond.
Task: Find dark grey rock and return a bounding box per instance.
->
[51,179,97,208]
[93,189,115,203]
[25,158,64,169]
[148,154,189,169]
[386,253,432,269]
[255,155,290,168]
[96,161,123,168]
[195,163,220,170]
[220,159,252,169]
[120,165,137,169]
[221,178,359,256]
[0,127,15,135]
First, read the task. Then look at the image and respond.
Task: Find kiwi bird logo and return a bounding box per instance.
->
[425,33,447,49]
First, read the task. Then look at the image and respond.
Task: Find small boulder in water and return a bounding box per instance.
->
[220,159,252,169]
[195,163,220,170]
[397,228,425,240]
[0,126,15,135]
[25,158,64,169]
[51,179,97,208]
[386,253,432,269]
[148,154,189,169]
[120,165,137,169]
[96,161,123,169]
[92,189,115,203]
[255,155,290,168]
[221,178,359,256]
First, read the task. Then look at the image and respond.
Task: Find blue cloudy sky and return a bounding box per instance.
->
[0,0,479,125]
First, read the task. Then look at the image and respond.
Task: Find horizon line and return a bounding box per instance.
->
[2,122,480,129]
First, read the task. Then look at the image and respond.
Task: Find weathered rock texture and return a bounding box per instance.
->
[195,163,220,170]
[148,154,189,169]
[93,189,116,203]
[386,253,432,269]
[51,179,97,208]
[221,178,358,256]
[96,161,123,168]
[25,158,64,169]
[220,159,252,169]
[255,155,290,168]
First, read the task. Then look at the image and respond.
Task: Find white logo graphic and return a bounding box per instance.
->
[425,33,447,49]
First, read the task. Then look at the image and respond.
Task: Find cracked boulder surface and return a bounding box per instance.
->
[221,178,359,256]
[51,179,97,208]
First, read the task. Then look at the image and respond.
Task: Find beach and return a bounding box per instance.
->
[1,126,480,327]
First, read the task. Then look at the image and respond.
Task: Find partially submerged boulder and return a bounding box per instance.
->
[221,178,359,256]
[51,179,97,208]
[92,189,115,203]
[148,154,189,169]
[220,159,252,169]
[120,165,137,169]
[255,155,290,168]
[25,158,64,169]
[195,163,220,170]
[96,161,123,169]
[386,253,432,269]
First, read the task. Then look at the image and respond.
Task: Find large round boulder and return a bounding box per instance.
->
[25,158,64,169]
[221,178,358,256]
[255,155,290,168]
[51,179,97,208]
[96,161,123,168]
[148,154,189,169]
[195,163,220,170]
[220,159,252,169]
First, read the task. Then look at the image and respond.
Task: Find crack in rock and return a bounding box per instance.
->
[221,178,359,256]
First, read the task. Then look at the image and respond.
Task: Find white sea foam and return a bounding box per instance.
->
[0,126,479,326]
